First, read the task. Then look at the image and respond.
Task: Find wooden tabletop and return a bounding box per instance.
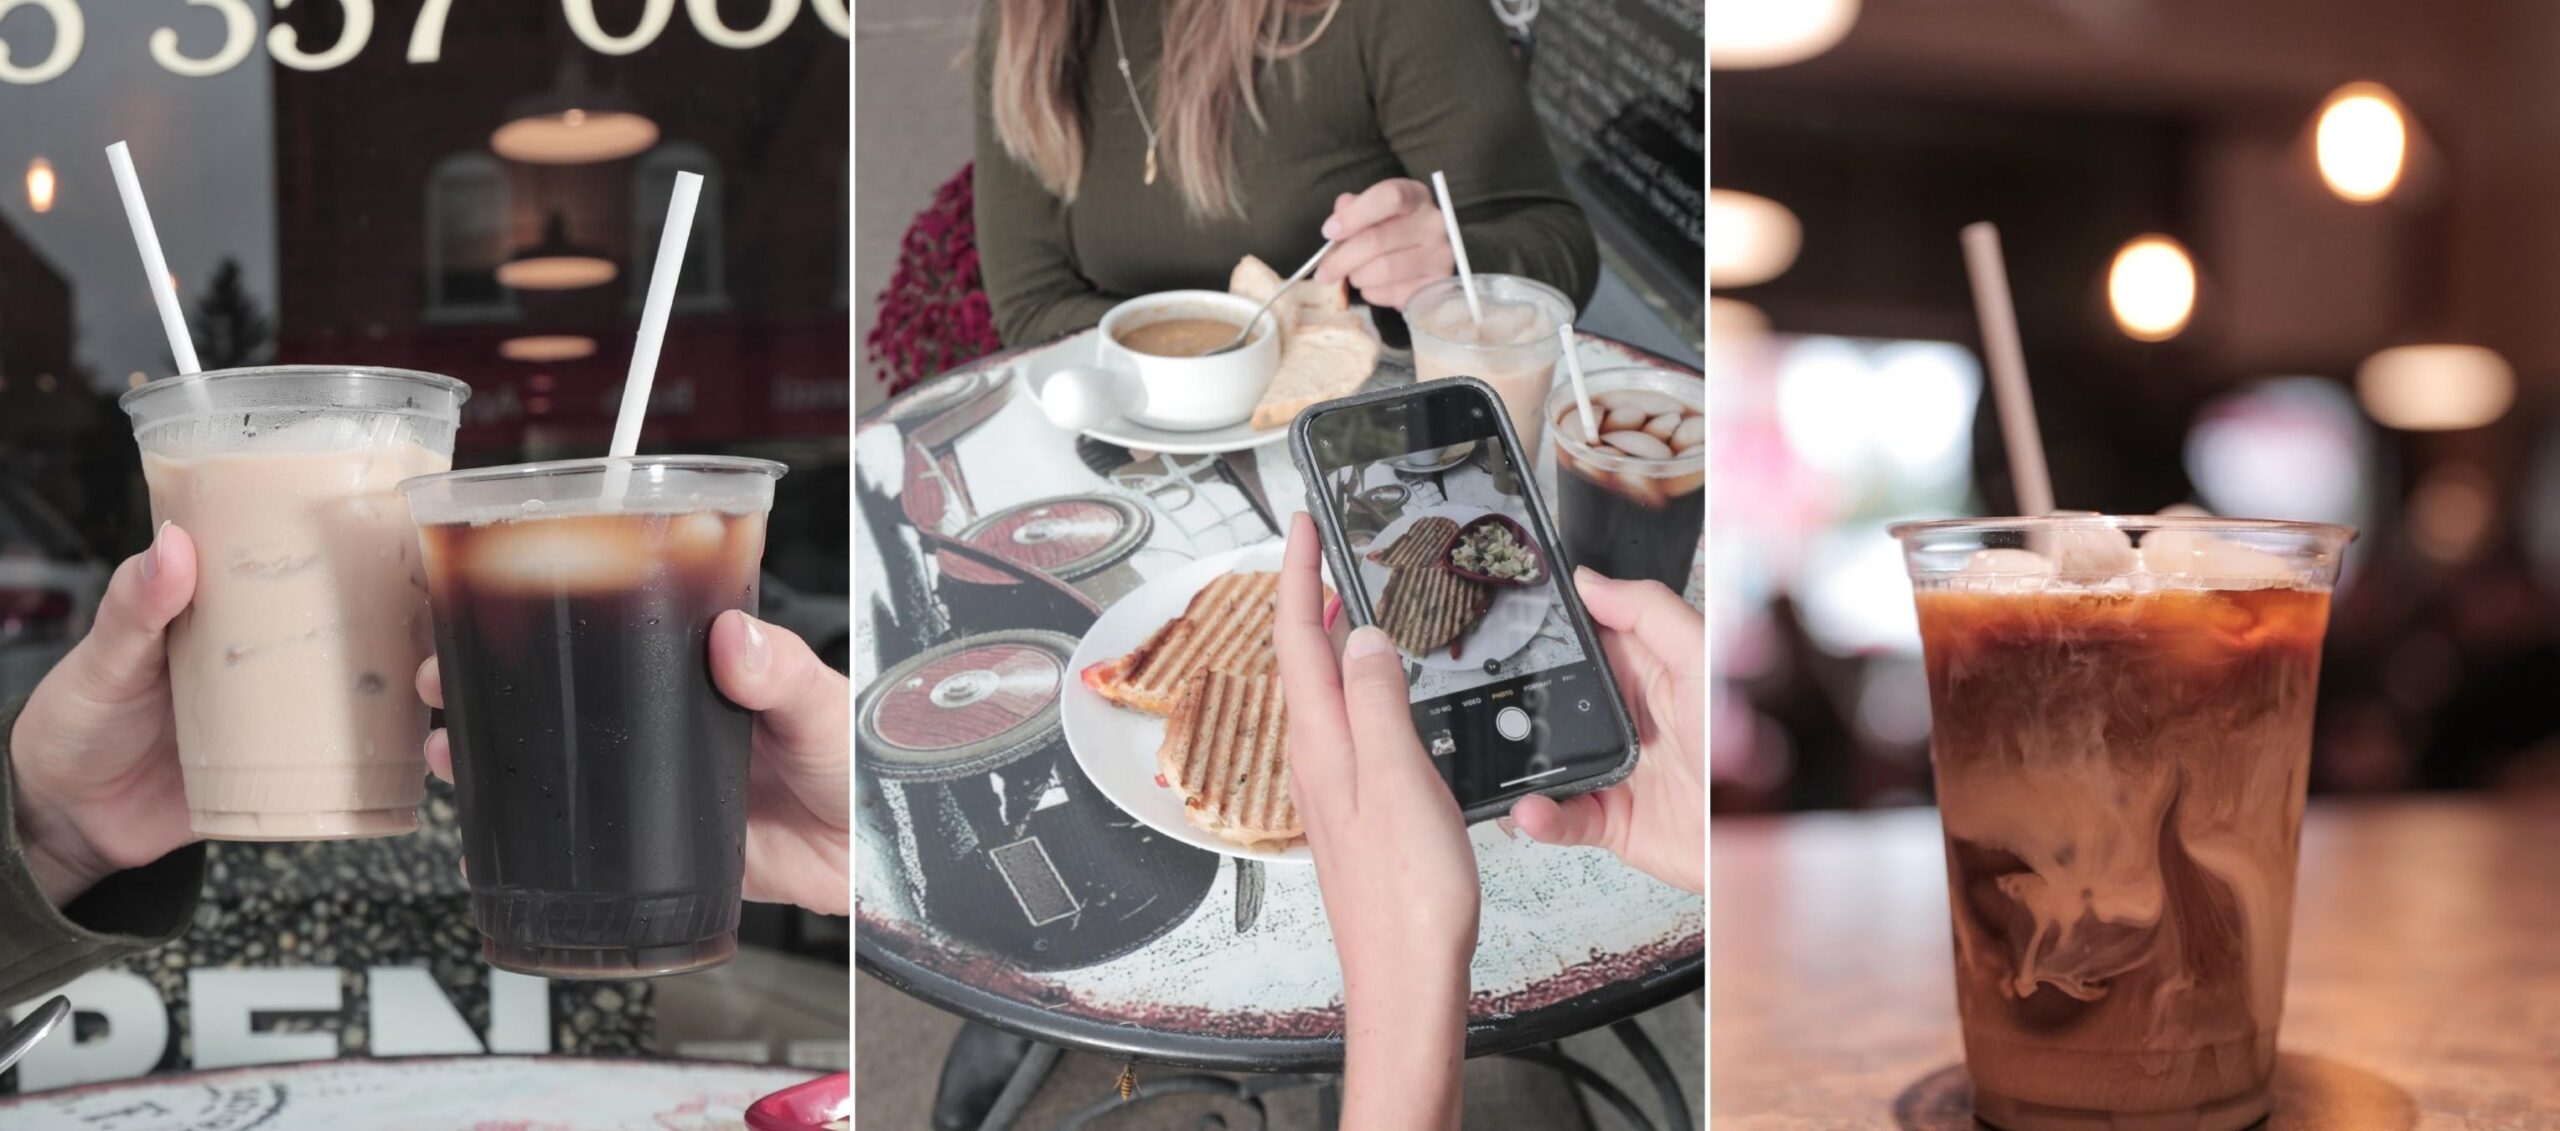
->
[1711,796,2560,1128]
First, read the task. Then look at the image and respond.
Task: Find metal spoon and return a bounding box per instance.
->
[0,997,70,1074]
[1203,240,1336,357]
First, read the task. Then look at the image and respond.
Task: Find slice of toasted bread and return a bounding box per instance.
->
[1249,323,1380,432]
[1158,670,1300,849]
[1368,516,1462,570]
[1374,564,1488,657]
[1230,254,1349,340]
[1080,571,1283,716]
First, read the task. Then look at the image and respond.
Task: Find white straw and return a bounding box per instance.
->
[104,142,200,376]
[1428,170,1481,325]
[1558,322,1597,441]
[1958,222,2056,516]
[603,171,703,498]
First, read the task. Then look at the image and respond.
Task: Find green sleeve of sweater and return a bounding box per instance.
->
[973,0,1121,348]
[0,697,205,1005]
[1362,0,1600,313]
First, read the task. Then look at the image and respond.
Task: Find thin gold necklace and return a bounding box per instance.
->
[1104,0,1161,185]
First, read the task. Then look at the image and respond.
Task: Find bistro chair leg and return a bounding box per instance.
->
[1610,1019,1695,1131]
[931,1023,1039,1131]
[1498,1045,1661,1131]
[976,1040,1063,1131]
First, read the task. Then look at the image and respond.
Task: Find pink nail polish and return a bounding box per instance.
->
[740,613,771,673]
[142,521,169,581]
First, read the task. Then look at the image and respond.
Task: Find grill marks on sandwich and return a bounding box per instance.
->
[1375,562,1489,656]
[1083,571,1282,715]
[1158,670,1299,848]
[1369,516,1461,571]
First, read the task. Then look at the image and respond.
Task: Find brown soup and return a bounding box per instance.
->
[1117,316,1246,358]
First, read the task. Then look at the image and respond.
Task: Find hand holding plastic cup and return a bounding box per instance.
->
[122,366,466,840]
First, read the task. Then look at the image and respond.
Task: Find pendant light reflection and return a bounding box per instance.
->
[1710,0,1861,70]
[1708,190,1801,288]
[2357,344,2513,431]
[499,335,598,363]
[491,60,658,165]
[2315,83,2407,204]
[24,157,53,214]
[2107,235,2195,342]
[496,212,618,290]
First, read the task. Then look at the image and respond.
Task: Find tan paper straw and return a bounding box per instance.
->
[1959,222,2056,516]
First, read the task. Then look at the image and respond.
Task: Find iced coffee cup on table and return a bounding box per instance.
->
[1891,515,2351,1131]
[1406,274,1573,456]
[122,366,467,840]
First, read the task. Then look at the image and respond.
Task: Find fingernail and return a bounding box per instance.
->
[143,521,169,581]
[1496,816,1519,839]
[1344,625,1392,660]
[1574,564,1601,589]
[1322,218,1340,239]
[740,613,771,673]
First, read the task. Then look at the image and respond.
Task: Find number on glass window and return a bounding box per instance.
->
[686,0,797,49]
[269,0,373,71]
[407,0,454,62]
[0,0,83,85]
[562,0,673,56]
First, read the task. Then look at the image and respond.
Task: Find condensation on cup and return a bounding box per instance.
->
[1892,515,2353,1131]
[122,366,468,841]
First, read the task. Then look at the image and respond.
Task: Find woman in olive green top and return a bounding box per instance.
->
[2,524,855,1010]
[974,0,1598,346]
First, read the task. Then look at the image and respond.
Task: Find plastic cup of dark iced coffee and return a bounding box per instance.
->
[1544,367,1704,592]
[1890,515,2352,1131]
[402,455,784,978]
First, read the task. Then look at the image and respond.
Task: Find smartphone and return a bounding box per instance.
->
[1290,377,1641,823]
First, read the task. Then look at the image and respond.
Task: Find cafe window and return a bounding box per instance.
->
[632,143,727,312]
[423,152,518,319]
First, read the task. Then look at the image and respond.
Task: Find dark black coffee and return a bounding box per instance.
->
[420,508,766,978]
[1554,465,1704,592]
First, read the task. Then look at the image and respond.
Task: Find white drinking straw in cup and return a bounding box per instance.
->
[1429,170,1482,325]
[106,141,208,422]
[1558,322,1598,441]
[604,171,705,499]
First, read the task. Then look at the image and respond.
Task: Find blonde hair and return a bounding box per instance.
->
[990,0,1343,221]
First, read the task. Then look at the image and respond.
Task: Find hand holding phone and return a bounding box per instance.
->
[1289,377,1642,823]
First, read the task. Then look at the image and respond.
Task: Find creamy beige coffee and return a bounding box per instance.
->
[1116,316,1246,358]
[1407,275,1570,458]
[123,367,466,840]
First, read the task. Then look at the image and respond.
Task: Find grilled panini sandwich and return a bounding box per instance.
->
[1157,670,1301,849]
[1375,563,1490,656]
[1082,571,1283,716]
[1367,515,1462,571]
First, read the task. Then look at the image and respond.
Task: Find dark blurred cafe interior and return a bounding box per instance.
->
[1710,0,2560,812]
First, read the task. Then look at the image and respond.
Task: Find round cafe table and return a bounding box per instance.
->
[0,1056,825,1129]
[853,327,1704,1129]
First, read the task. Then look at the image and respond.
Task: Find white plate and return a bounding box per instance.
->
[1358,506,1552,671]
[1061,542,1316,864]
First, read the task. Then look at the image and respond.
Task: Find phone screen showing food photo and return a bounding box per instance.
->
[1298,380,1636,815]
